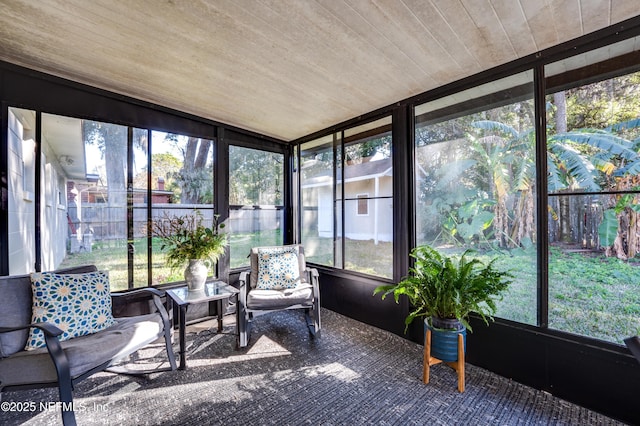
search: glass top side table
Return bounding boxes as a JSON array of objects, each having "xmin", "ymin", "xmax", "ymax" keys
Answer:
[{"xmin": 166, "ymin": 280, "xmax": 239, "ymax": 370}]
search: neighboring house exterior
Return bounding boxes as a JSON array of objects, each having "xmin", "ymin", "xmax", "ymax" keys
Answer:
[
  {"xmin": 303, "ymin": 157, "xmax": 393, "ymax": 243},
  {"xmin": 8, "ymin": 108, "xmax": 69, "ymax": 273},
  {"xmin": 7, "ymin": 107, "xmax": 178, "ymax": 274}
]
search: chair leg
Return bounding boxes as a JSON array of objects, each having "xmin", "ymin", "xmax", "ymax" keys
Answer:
[
  {"xmin": 237, "ymin": 305, "xmax": 250, "ymax": 348},
  {"xmin": 304, "ymin": 307, "xmax": 321, "ymax": 339},
  {"xmin": 43, "ymin": 334, "xmax": 77, "ymax": 426},
  {"xmin": 313, "ymin": 303, "xmax": 321, "ymax": 338},
  {"xmin": 164, "ymin": 319, "xmax": 177, "ymax": 371}
]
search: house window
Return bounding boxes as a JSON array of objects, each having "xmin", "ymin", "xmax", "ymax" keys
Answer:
[{"xmin": 356, "ymin": 194, "xmax": 369, "ymax": 216}]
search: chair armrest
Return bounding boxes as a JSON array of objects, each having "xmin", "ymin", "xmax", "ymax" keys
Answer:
[
  {"xmin": 111, "ymin": 287, "xmax": 165, "ymax": 299},
  {"xmin": 111, "ymin": 288, "xmax": 170, "ymax": 328},
  {"xmin": 239, "ymin": 271, "xmax": 250, "ymax": 306},
  {"xmin": 239, "ymin": 271, "xmax": 250, "ymax": 286},
  {"xmin": 305, "ymin": 267, "xmax": 319, "ymax": 284},
  {"xmin": 625, "ymin": 336, "xmax": 640, "ymax": 363},
  {"xmin": 0, "ymin": 322, "xmax": 64, "ymax": 337},
  {"xmin": 0, "ymin": 322, "xmax": 72, "ymax": 396},
  {"xmin": 306, "ymin": 267, "xmax": 320, "ymax": 300}
]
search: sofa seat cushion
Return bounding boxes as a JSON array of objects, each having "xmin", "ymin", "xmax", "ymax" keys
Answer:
[
  {"xmin": 246, "ymin": 284, "xmax": 314, "ymax": 310},
  {"xmin": 0, "ymin": 313, "xmax": 163, "ymax": 387}
]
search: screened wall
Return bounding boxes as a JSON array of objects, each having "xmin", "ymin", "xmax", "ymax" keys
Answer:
[
  {"xmin": 295, "ymin": 31, "xmax": 640, "ymax": 349},
  {"xmin": 1, "ymin": 68, "xmax": 290, "ymax": 291},
  {"xmin": 1, "ymin": 18, "xmax": 640, "ymax": 424}
]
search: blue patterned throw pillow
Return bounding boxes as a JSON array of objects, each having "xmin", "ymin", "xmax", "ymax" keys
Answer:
[
  {"xmin": 25, "ymin": 270, "xmax": 115, "ymax": 350},
  {"xmin": 256, "ymin": 246, "xmax": 301, "ymax": 290}
]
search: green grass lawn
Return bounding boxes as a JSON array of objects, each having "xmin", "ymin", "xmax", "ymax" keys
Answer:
[
  {"xmin": 60, "ymin": 235, "xmax": 640, "ymax": 344},
  {"xmin": 301, "ymin": 234, "xmax": 394, "ymax": 278},
  {"xmin": 436, "ymin": 246, "xmax": 640, "ymax": 344}
]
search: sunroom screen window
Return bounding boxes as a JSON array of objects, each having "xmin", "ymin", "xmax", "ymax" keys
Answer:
[
  {"xmin": 300, "ymin": 116, "xmax": 393, "ymax": 279},
  {"xmin": 300, "ymin": 135, "xmax": 335, "ymax": 267},
  {"xmin": 545, "ymin": 54, "xmax": 640, "ymax": 344},
  {"xmin": 228, "ymin": 145, "xmax": 284, "ymax": 268},
  {"xmin": 42, "ymin": 114, "xmax": 131, "ymax": 290},
  {"xmin": 150, "ymin": 131, "xmax": 215, "ymax": 284},
  {"xmin": 414, "ymin": 71, "xmax": 537, "ymax": 325}
]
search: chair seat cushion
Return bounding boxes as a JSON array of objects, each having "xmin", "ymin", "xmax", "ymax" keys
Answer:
[
  {"xmin": 0, "ymin": 313, "xmax": 163, "ymax": 387},
  {"xmin": 247, "ymin": 284, "xmax": 314, "ymax": 310}
]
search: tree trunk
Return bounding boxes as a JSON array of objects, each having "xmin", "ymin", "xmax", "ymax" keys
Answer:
[
  {"xmin": 102, "ymin": 124, "xmax": 127, "ymax": 239},
  {"xmin": 194, "ymin": 138, "xmax": 211, "ymax": 169},
  {"xmin": 553, "ymin": 92, "xmax": 573, "ymax": 243},
  {"xmin": 179, "ymin": 137, "xmax": 212, "ymax": 204}
]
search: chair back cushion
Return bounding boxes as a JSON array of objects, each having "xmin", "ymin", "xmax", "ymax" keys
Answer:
[
  {"xmin": 250, "ymin": 245, "xmax": 306, "ymax": 289},
  {"xmin": 0, "ymin": 265, "xmax": 97, "ymax": 357}
]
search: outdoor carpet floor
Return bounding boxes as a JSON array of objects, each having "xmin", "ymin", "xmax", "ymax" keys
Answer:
[{"xmin": 2, "ymin": 308, "xmax": 625, "ymax": 425}]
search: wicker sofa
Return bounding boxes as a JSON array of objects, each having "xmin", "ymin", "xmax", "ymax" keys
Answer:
[{"xmin": 0, "ymin": 265, "xmax": 176, "ymax": 426}]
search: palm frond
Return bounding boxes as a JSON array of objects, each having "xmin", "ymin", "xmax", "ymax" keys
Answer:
[
  {"xmin": 606, "ymin": 118, "xmax": 640, "ymax": 132},
  {"xmin": 472, "ymin": 120, "xmax": 519, "ymax": 138},
  {"xmin": 549, "ymin": 142, "xmax": 600, "ymax": 191},
  {"xmin": 546, "ymin": 156, "xmax": 566, "ymax": 192},
  {"xmin": 616, "ymin": 158, "xmax": 640, "ymax": 176},
  {"xmin": 550, "ymin": 131, "xmax": 636, "ymax": 160}
]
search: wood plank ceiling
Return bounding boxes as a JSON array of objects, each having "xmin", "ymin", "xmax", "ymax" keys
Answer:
[{"xmin": 0, "ymin": 0, "xmax": 638, "ymax": 141}]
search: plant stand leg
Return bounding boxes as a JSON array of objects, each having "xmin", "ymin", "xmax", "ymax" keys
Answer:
[
  {"xmin": 423, "ymin": 329, "xmax": 465, "ymax": 392},
  {"xmin": 456, "ymin": 332, "xmax": 465, "ymax": 392},
  {"xmin": 444, "ymin": 333, "xmax": 465, "ymax": 392},
  {"xmin": 423, "ymin": 328, "xmax": 431, "ymax": 383}
]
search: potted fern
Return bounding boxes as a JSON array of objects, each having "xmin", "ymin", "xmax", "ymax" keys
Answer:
[{"xmin": 374, "ymin": 245, "xmax": 512, "ymax": 361}]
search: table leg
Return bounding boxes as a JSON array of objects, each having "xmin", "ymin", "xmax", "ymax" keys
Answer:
[
  {"xmin": 217, "ymin": 299, "xmax": 223, "ymax": 332},
  {"xmin": 178, "ymin": 305, "xmax": 187, "ymax": 370}
]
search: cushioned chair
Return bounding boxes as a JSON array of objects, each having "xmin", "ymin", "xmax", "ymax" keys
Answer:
[
  {"xmin": 237, "ymin": 245, "xmax": 320, "ymax": 348},
  {"xmin": 625, "ymin": 336, "xmax": 640, "ymax": 364},
  {"xmin": 0, "ymin": 265, "xmax": 176, "ymax": 426}
]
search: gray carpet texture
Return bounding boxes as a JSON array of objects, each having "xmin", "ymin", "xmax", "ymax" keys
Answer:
[{"xmin": 2, "ymin": 308, "xmax": 625, "ymax": 426}]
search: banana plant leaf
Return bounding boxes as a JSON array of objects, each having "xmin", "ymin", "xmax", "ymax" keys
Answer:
[{"xmin": 598, "ymin": 209, "xmax": 619, "ymax": 248}]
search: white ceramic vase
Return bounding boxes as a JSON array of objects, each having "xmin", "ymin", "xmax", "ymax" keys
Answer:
[{"xmin": 184, "ymin": 259, "xmax": 208, "ymax": 291}]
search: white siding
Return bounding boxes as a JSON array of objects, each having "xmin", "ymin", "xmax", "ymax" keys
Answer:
[{"xmin": 7, "ymin": 109, "xmax": 35, "ymax": 274}]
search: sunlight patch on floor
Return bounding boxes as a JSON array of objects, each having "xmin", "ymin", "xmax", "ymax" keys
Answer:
[
  {"xmin": 184, "ymin": 334, "xmax": 292, "ymax": 368},
  {"xmin": 301, "ymin": 362, "xmax": 360, "ymax": 382}
]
